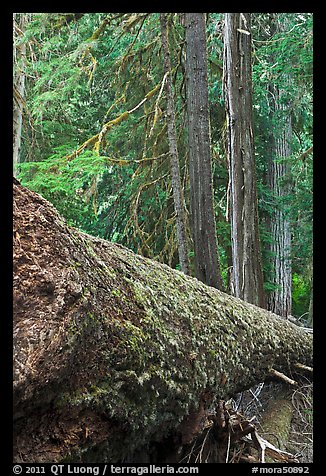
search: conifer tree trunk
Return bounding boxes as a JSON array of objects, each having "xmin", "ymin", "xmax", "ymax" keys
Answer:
[
  {"xmin": 185, "ymin": 13, "xmax": 223, "ymax": 290},
  {"xmin": 265, "ymin": 14, "xmax": 293, "ymax": 318},
  {"xmin": 13, "ymin": 13, "xmax": 27, "ymax": 177},
  {"xmin": 267, "ymin": 84, "xmax": 293, "ymax": 317},
  {"xmin": 160, "ymin": 13, "xmax": 190, "ymax": 275},
  {"xmin": 223, "ymin": 13, "xmax": 265, "ymax": 308}
]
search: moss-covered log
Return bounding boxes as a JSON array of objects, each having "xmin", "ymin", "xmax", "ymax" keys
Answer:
[{"xmin": 13, "ymin": 180, "xmax": 312, "ymax": 463}]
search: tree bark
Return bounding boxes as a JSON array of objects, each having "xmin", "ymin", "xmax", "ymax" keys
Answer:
[
  {"xmin": 184, "ymin": 13, "xmax": 223, "ymax": 290},
  {"xmin": 13, "ymin": 14, "xmax": 28, "ymax": 177},
  {"xmin": 223, "ymin": 13, "xmax": 265, "ymax": 308},
  {"xmin": 264, "ymin": 15, "xmax": 293, "ymax": 318},
  {"xmin": 267, "ymin": 84, "xmax": 293, "ymax": 317},
  {"xmin": 160, "ymin": 13, "xmax": 190, "ymax": 275},
  {"xmin": 261, "ymin": 396, "xmax": 293, "ymax": 450},
  {"xmin": 307, "ymin": 283, "xmax": 313, "ymax": 327},
  {"xmin": 13, "ymin": 181, "xmax": 312, "ymax": 463}
]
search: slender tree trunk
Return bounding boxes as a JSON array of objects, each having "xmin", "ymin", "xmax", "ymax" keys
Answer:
[
  {"xmin": 267, "ymin": 84, "xmax": 293, "ymax": 318},
  {"xmin": 13, "ymin": 13, "xmax": 27, "ymax": 177},
  {"xmin": 160, "ymin": 13, "xmax": 190, "ymax": 275},
  {"xmin": 185, "ymin": 13, "xmax": 223, "ymax": 290},
  {"xmin": 223, "ymin": 13, "xmax": 265, "ymax": 308},
  {"xmin": 307, "ymin": 284, "xmax": 313, "ymax": 327}
]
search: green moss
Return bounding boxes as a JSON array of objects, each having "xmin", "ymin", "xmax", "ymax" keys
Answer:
[
  {"xmin": 111, "ymin": 289, "xmax": 121, "ymax": 297},
  {"xmin": 260, "ymin": 397, "xmax": 294, "ymax": 462},
  {"xmin": 66, "ymin": 311, "xmax": 106, "ymax": 338},
  {"xmin": 49, "ymin": 240, "xmax": 311, "ymax": 462}
]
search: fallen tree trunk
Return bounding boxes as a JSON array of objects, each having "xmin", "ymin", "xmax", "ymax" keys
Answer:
[
  {"xmin": 260, "ymin": 392, "xmax": 294, "ymax": 462},
  {"xmin": 13, "ymin": 180, "xmax": 312, "ymax": 463}
]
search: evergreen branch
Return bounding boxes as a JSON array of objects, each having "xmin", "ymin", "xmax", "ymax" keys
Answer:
[
  {"xmin": 297, "ymin": 146, "xmax": 313, "ymax": 161},
  {"xmin": 89, "ymin": 13, "xmax": 127, "ymax": 41},
  {"xmin": 123, "ymin": 13, "xmax": 149, "ymax": 58},
  {"xmin": 149, "ymin": 72, "xmax": 168, "ymax": 137},
  {"xmin": 65, "ymin": 81, "xmax": 162, "ymax": 161},
  {"xmin": 106, "ymin": 13, "xmax": 150, "ymax": 60},
  {"xmin": 50, "ymin": 13, "xmax": 85, "ymax": 30},
  {"xmin": 101, "ymin": 153, "xmax": 168, "ymax": 165}
]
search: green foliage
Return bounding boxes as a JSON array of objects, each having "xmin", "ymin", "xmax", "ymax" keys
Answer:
[
  {"xmin": 292, "ymin": 273, "xmax": 311, "ymax": 320},
  {"xmin": 16, "ymin": 13, "xmax": 312, "ymax": 317},
  {"xmin": 19, "ymin": 148, "xmax": 107, "ymax": 230},
  {"xmin": 251, "ymin": 13, "xmax": 312, "ymax": 316}
]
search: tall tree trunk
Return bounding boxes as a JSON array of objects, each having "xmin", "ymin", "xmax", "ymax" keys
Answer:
[
  {"xmin": 223, "ymin": 13, "xmax": 265, "ymax": 308},
  {"xmin": 267, "ymin": 85, "xmax": 293, "ymax": 318},
  {"xmin": 184, "ymin": 13, "xmax": 223, "ymax": 290},
  {"xmin": 13, "ymin": 13, "xmax": 27, "ymax": 177},
  {"xmin": 264, "ymin": 15, "xmax": 293, "ymax": 318},
  {"xmin": 160, "ymin": 13, "xmax": 190, "ymax": 275},
  {"xmin": 13, "ymin": 180, "xmax": 312, "ymax": 463}
]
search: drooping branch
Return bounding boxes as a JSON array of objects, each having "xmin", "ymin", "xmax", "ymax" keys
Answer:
[
  {"xmin": 89, "ymin": 14, "xmax": 126, "ymax": 41},
  {"xmin": 297, "ymin": 145, "xmax": 313, "ymax": 162},
  {"xmin": 65, "ymin": 82, "xmax": 162, "ymax": 161},
  {"xmin": 49, "ymin": 13, "xmax": 86, "ymax": 30}
]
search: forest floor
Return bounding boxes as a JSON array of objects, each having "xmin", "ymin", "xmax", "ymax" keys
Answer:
[
  {"xmin": 231, "ymin": 380, "xmax": 313, "ymax": 463},
  {"xmin": 173, "ymin": 379, "xmax": 313, "ymax": 464}
]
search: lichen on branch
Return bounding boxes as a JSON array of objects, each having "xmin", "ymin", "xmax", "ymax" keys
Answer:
[{"xmin": 65, "ymin": 83, "xmax": 162, "ymax": 162}]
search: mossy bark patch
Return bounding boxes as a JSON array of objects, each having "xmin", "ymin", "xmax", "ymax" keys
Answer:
[{"xmin": 261, "ymin": 399, "xmax": 293, "ymax": 449}]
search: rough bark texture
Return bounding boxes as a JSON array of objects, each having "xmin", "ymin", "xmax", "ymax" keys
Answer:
[
  {"xmin": 267, "ymin": 84, "xmax": 293, "ymax": 317},
  {"xmin": 160, "ymin": 13, "xmax": 190, "ymax": 275},
  {"xmin": 223, "ymin": 13, "xmax": 265, "ymax": 308},
  {"xmin": 13, "ymin": 180, "xmax": 312, "ymax": 463},
  {"xmin": 261, "ymin": 397, "xmax": 293, "ymax": 450},
  {"xmin": 265, "ymin": 15, "xmax": 293, "ymax": 318},
  {"xmin": 260, "ymin": 389, "xmax": 294, "ymax": 463},
  {"xmin": 185, "ymin": 13, "xmax": 223, "ymax": 290},
  {"xmin": 13, "ymin": 14, "xmax": 27, "ymax": 177},
  {"xmin": 308, "ymin": 285, "xmax": 313, "ymax": 327}
]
